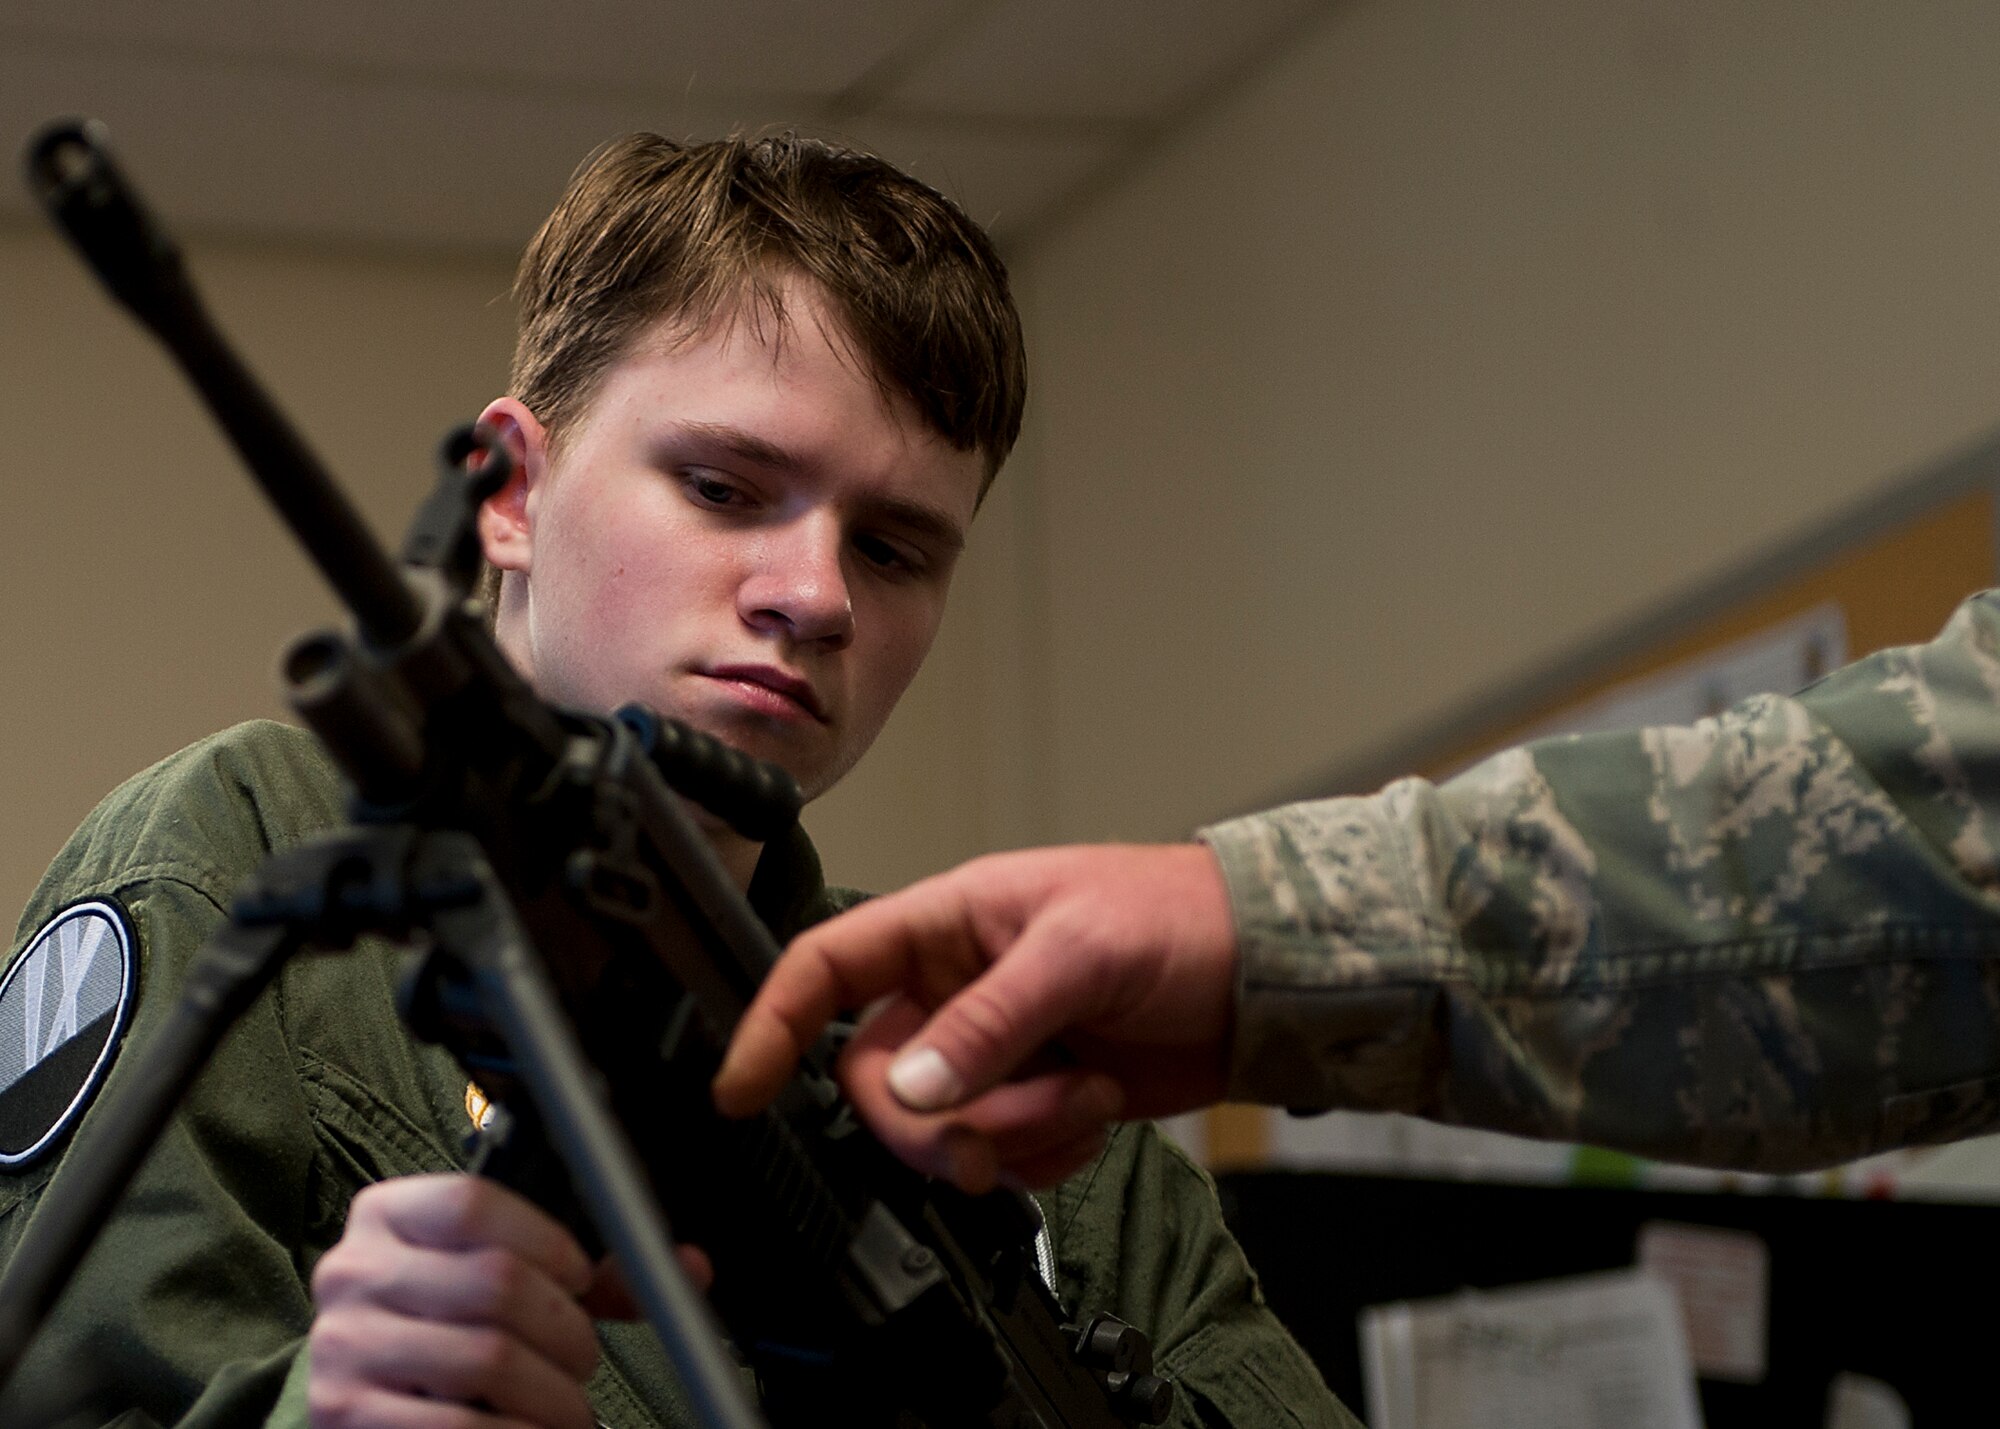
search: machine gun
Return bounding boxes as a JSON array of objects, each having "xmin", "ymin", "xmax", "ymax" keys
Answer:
[{"xmin": 0, "ymin": 119, "xmax": 1172, "ymax": 1429}]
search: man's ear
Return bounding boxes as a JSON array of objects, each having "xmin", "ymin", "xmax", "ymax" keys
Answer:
[{"xmin": 476, "ymin": 397, "xmax": 549, "ymax": 574}]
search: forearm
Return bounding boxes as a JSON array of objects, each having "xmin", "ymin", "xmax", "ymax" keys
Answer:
[{"xmin": 1207, "ymin": 590, "xmax": 2000, "ymax": 1170}]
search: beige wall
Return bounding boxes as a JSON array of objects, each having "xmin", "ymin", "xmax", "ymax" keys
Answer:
[
  {"xmin": 12, "ymin": 0, "xmax": 2000, "ymax": 918},
  {"xmin": 1009, "ymin": 0, "xmax": 2000, "ymax": 845},
  {"xmin": 0, "ymin": 225, "xmax": 514, "ymax": 923}
]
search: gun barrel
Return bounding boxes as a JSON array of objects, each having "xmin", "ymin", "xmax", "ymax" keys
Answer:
[{"xmin": 23, "ymin": 119, "xmax": 423, "ymax": 648}]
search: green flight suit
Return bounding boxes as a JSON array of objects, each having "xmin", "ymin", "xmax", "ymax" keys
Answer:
[{"xmin": 3, "ymin": 721, "xmax": 1349, "ymax": 1428}]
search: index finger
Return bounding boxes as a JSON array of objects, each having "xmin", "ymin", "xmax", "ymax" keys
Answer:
[{"xmin": 713, "ymin": 875, "xmax": 983, "ymax": 1116}]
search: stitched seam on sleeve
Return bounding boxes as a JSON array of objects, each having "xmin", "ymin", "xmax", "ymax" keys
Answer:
[
  {"xmin": 1242, "ymin": 922, "xmax": 2000, "ymax": 998},
  {"xmin": 295, "ymin": 1048, "xmax": 459, "ymax": 1178},
  {"xmin": 1159, "ymin": 1320, "xmax": 1311, "ymax": 1429}
]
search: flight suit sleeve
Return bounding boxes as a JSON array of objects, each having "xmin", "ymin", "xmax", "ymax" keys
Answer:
[
  {"xmin": 1040, "ymin": 1123, "xmax": 1360, "ymax": 1428},
  {"xmin": 0, "ymin": 869, "xmax": 320, "ymax": 1428},
  {"xmin": 1205, "ymin": 589, "xmax": 2000, "ymax": 1170},
  {"xmin": 0, "ymin": 725, "xmax": 394, "ymax": 1429}
]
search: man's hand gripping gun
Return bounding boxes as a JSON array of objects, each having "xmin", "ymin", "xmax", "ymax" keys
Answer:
[{"xmin": 0, "ymin": 120, "xmax": 1173, "ymax": 1429}]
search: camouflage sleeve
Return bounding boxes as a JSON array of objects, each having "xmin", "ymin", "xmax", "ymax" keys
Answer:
[{"xmin": 1201, "ymin": 589, "xmax": 2000, "ymax": 1171}]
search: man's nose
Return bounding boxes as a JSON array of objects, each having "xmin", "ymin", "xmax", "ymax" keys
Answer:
[{"xmin": 739, "ymin": 519, "xmax": 855, "ymax": 647}]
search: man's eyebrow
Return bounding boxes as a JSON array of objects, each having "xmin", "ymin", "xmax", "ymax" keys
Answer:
[
  {"xmin": 676, "ymin": 420, "xmax": 800, "ymax": 471},
  {"xmin": 675, "ymin": 420, "xmax": 967, "ymax": 554},
  {"xmin": 862, "ymin": 495, "xmax": 967, "ymax": 556}
]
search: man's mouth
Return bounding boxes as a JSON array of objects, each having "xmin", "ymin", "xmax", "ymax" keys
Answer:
[{"xmin": 701, "ymin": 664, "xmax": 828, "ymax": 722}]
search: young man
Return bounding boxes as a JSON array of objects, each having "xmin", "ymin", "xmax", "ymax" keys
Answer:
[{"xmin": 0, "ymin": 134, "xmax": 1351, "ymax": 1428}]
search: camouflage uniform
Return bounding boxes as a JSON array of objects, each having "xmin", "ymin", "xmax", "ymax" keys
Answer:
[
  {"xmin": 3, "ymin": 721, "xmax": 1348, "ymax": 1428},
  {"xmin": 1204, "ymin": 589, "xmax": 2000, "ymax": 1171}
]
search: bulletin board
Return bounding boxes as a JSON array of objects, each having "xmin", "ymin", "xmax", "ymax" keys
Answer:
[{"xmin": 1194, "ymin": 430, "xmax": 2000, "ymax": 1175}]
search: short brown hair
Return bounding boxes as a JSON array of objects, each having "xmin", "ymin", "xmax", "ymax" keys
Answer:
[{"xmin": 511, "ymin": 131, "xmax": 1025, "ymax": 478}]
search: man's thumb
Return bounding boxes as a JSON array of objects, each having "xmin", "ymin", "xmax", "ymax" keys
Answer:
[{"xmin": 878, "ymin": 941, "xmax": 1081, "ymax": 1112}]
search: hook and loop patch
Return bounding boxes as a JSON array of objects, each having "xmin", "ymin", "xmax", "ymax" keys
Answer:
[{"xmin": 0, "ymin": 899, "xmax": 138, "ymax": 1169}]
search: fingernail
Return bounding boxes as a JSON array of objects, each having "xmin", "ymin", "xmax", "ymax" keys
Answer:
[{"xmin": 888, "ymin": 1046, "xmax": 963, "ymax": 1111}]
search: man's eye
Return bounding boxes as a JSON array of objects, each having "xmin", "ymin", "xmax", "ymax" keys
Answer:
[
  {"xmin": 684, "ymin": 473, "xmax": 744, "ymax": 508},
  {"xmin": 856, "ymin": 533, "xmax": 922, "ymax": 577}
]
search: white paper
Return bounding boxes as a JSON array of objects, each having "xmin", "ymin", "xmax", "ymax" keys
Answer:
[
  {"xmin": 1360, "ymin": 1270, "xmax": 1703, "ymax": 1429},
  {"xmin": 1636, "ymin": 1221, "xmax": 1768, "ymax": 1383}
]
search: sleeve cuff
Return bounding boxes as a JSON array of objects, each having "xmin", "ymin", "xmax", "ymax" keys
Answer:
[{"xmin": 1199, "ymin": 796, "xmax": 1442, "ymax": 1115}]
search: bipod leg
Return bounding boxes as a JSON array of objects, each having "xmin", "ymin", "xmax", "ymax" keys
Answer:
[{"xmin": 413, "ymin": 833, "xmax": 766, "ymax": 1429}]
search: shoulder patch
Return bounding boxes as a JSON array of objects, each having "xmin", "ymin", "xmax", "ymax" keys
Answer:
[{"xmin": 0, "ymin": 899, "xmax": 138, "ymax": 1169}]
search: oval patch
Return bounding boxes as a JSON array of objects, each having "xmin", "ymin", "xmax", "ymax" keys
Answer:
[{"xmin": 0, "ymin": 899, "xmax": 137, "ymax": 1169}]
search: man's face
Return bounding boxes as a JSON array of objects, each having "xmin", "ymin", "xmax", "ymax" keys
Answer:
[{"xmin": 480, "ymin": 279, "xmax": 986, "ymax": 802}]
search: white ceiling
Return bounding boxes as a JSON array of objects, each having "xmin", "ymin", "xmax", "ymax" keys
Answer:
[{"xmin": 0, "ymin": 0, "xmax": 1334, "ymax": 255}]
